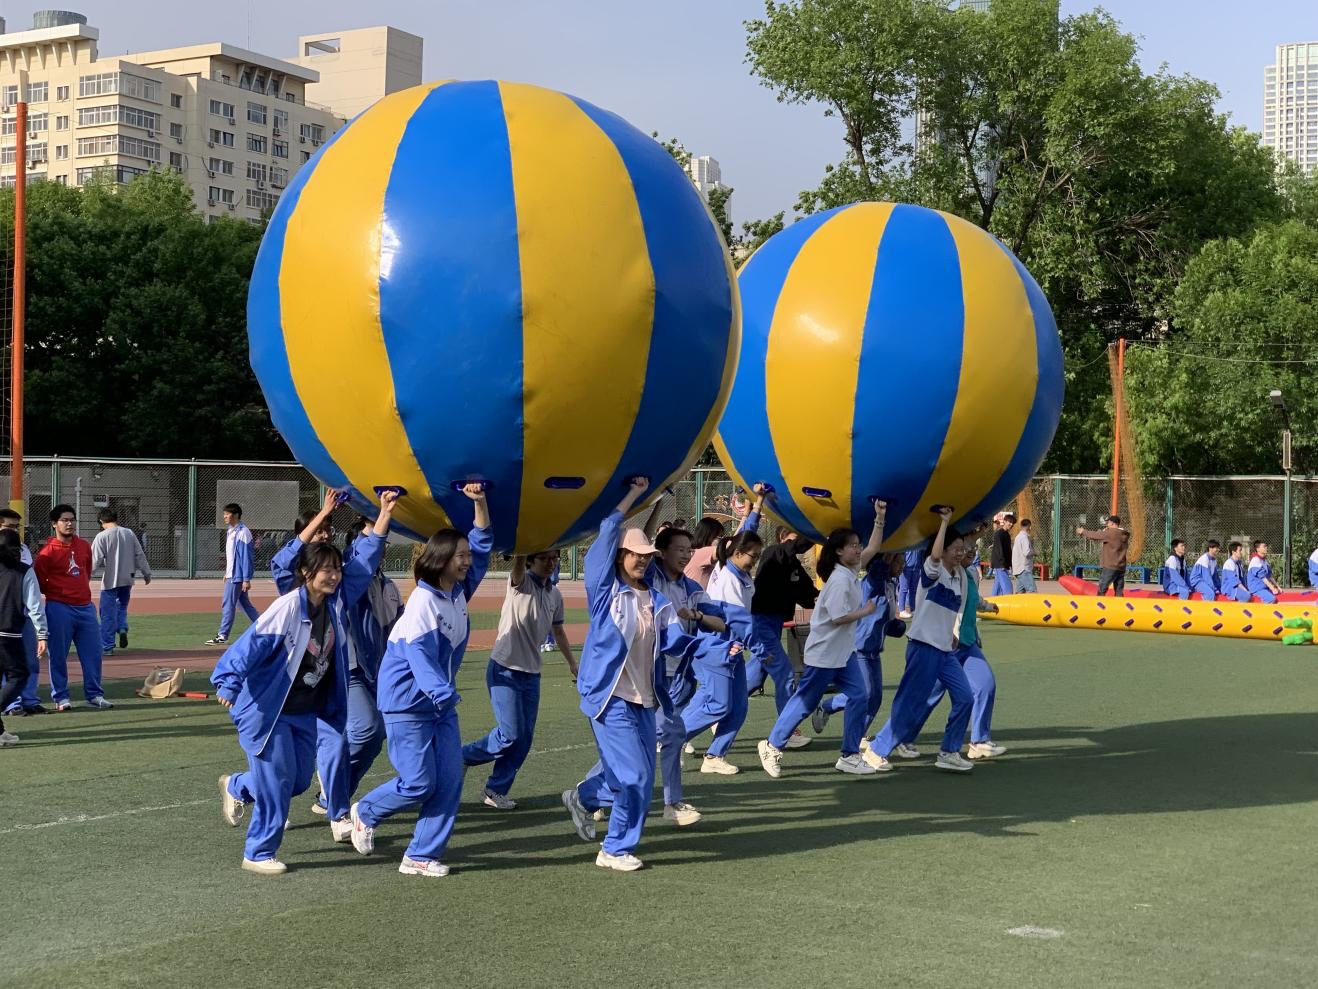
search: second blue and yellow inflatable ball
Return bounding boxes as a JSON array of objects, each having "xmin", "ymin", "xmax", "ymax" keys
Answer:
[
  {"xmin": 714, "ymin": 201, "xmax": 1064, "ymax": 549},
  {"xmin": 248, "ymin": 80, "xmax": 739, "ymax": 552}
]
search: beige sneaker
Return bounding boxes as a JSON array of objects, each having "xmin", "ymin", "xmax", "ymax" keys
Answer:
[
  {"xmin": 218, "ymin": 774, "xmax": 245, "ymax": 826},
  {"xmin": 893, "ymin": 743, "xmax": 922, "ymax": 760},
  {"xmin": 757, "ymin": 739, "xmax": 783, "ymax": 778},
  {"xmin": 862, "ymin": 747, "xmax": 892, "ymax": 772},
  {"xmin": 835, "ymin": 753, "xmax": 878, "ymax": 776},
  {"xmin": 330, "ymin": 816, "xmax": 353, "ymax": 843},
  {"xmin": 784, "ymin": 730, "xmax": 812, "ymax": 749},
  {"xmin": 700, "ymin": 755, "xmax": 740, "ymax": 775},
  {"xmin": 596, "ymin": 849, "xmax": 644, "ymax": 872},
  {"xmin": 968, "ymin": 741, "xmax": 1007, "ymax": 760},
  {"xmin": 241, "ymin": 857, "xmax": 287, "ymax": 875},
  {"xmin": 935, "ymin": 750, "xmax": 974, "ymax": 772},
  {"xmin": 399, "ymin": 856, "xmax": 450, "ymax": 878},
  {"xmin": 0, "ymin": 730, "xmax": 19, "ymax": 747},
  {"xmin": 663, "ymin": 802, "xmax": 702, "ymax": 826}
]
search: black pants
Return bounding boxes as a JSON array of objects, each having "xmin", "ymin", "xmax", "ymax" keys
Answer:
[
  {"xmin": 1097, "ymin": 567, "xmax": 1125, "ymax": 597},
  {"xmin": 0, "ymin": 634, "xmax": 29, "ymax": 733}
]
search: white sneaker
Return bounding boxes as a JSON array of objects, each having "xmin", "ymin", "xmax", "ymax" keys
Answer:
[
  {"xmin": 539, "ymin": 642, "xmax": 555, "ymax": 653},
  {"xmin": 700, "ymin": 755, "xmax": 740, "ymax": 775},
  {"xmin": 835, "ymin": 753, "xmax": 878, "ymax": 776},
  {"xmin": 85, "ymin": 696, "xmax": 113, "ymax": 710},
  {"xmin": 562, "ymin": 787, "xmax": 596, "ymax": 842},
  {"xmin": 683, "ymin": 742, "xmax": 695, "ymax": 756},
  {"xmin": 810, "ymin": 705, "xmax": 831, "ymax": 734},
  {"xmin": 757, "ymin": 739, "xmax": 783, "ymax": 778},
  {"xmin": 595, "ymin": 849, "xmax": 644, "ymax": 872},
  {"xmin": 894, "ymin": 743, "xmax": 922, "ymax": 760},
  {"xmin": 482, "ymin": 788, "xmax": 517, "ymax": 810},
  {"xmin": 968, "ymin": 741, "xmax": 1007, "ymax": 760},
  {"xmin": 663, "ymin": 802, "xmax": 702, "ymax": 826},
  {"xmin": 898, "ymin": 610, "xmax": 913, "ymax": 620},
  {"xmin": 0, "ymin": 730, "xmax": 19, "ymax": 747},
  {"xmin": 859, "ymin": 736, "xmax": 870, "ymax": 752},
  {"xmin": 785, "ymin": 730, "xmax": 811, "ymax": 749},
  {"xmin": 349, "ymin": 801, "xmax": 375, "ymax": 854},
  {"xmin": 218, "ymin": 775, "xmax": 244, "ymax": 826},
  {"xmin": 399, "ymin": 856, "xmax": 450, "ymax": 878},
  {"xmin": 330, "ymin": 816, "xmax": 353, "ymax": 843},
  {"xmin": 310, "ymin": 796, "xmax": 328, "ymax": 816},
  {"xmin": 935, "ymin": 750, "xmax": 974, "ymax": 772},
  {"xmin": 862, "ymin": 747, "xmax": 892, "ymax": 772},
  {"xmin": 241, "ymin": 857, "xmax": 287, "ymax": 875}
]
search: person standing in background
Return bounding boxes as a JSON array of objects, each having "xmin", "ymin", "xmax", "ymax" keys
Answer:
[
  {"xmin": 1076, "ymin": 516, "xmax": 1130, "ymax": 597},
  {"xmin": 1012, "ymin": 519, "xmax": 1036, "ymax": 593},
  {"xmin": 207, "ymin": 503, "xmax": 258, "ymax": 646},
  {"xmin": 91, "ymin": 509, "xmax": 152, "ymax": 655},
  {"xmin": 0, "ymin": 508, "xmax": 44, "ymax": 716},
  {"xmin": 989, "ymin": 512, "xmax": 1015, "ymax": 597},
  {"xmin": 34, "ymin": 505, "xmax": 111, "ymax": 711}
]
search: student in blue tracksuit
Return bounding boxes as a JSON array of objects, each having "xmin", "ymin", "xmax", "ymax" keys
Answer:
[
  {"xmin": 1189, "ymin": 541, "xmax": 1221, "ymax": 601},
  {"xmin": 864, "ymin": 507, "xmax": 976, "ymax": 773},
  {"xmin": 1247, "ymin": 541, "xmax": 1281, "ymax": 603},
  {"xmin": 898, "ymin": 548, "xmax": 923, "ymax": 617},
  {"xmin": 211, "ymin": 497, "xmax": 391, "ymax": 875},
  {"xmin": 1219, "ymin": 542, "xmax": 1250, "ymax": 602},
  {"xmin": 270, "ymin": 491, "xmax": 337, "ymax": 594},
  {"xmin": 1161, "ymin": 540, "xmax": 1190, "ymax": 599},
  {"xmin": 561, "ymin": 478, "xmax": 743, "ymax": 872},
  {"xmin": 1309, "ymin": 546, "xmax": 1318, "ymax": 593},
  {"xmin": 207, "ymin": 503, "xmax": 259, "ymax": 645},
  {"xmin": 757, "ymin": 527, "xmax": 880, "ymax": 778},
  {"xmin": 680, "ymin": 522, "xmax": 764, "ymax": 775},
  {"xmin": 347, "ymin": 484, "xmax": 491, "ymax": 879}
]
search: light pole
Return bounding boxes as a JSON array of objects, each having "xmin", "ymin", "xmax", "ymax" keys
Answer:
[{"xmin": 1269, "ymin": 390, "xmax": 1293, "ymax": 587}]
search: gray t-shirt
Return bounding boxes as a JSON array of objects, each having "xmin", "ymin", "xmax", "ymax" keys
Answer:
[
  {"xmin": 91, "ymin": 526, "xmax": 152, "ymax": 590},
  {"xmin": 491, "ymin": 572, "xmax": 565, "ymax": 675}
]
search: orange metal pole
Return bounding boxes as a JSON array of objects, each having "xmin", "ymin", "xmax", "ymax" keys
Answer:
[{"xmin": 10, "ymin": 101, "xmax": 25, "ymax": 522}]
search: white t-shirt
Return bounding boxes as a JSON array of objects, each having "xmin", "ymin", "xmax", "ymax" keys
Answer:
[
  {"xmin": 491, "ymin": 572, "xmax": 565, "ymax": 675},
  {"xmin": 908, "ymin": 556, "xmax": 964, "ymax": 652},
  {"xmin": 803, "ymin": 565, "xmax": 863, "ymax": 669}
]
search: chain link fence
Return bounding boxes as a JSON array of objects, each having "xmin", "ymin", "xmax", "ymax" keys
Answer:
[{"xmin": 2, "ymin": 458, "xmax": 1315, "ymax": 587}]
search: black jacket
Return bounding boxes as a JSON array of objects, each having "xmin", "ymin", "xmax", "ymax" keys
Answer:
[
  {"xmin": 751, "ymin": 537, "xmax": 818, "ymax": 619},
  {"xmin": 991, "ymin": 528, "xmax": 1012, "ymax": 570}
]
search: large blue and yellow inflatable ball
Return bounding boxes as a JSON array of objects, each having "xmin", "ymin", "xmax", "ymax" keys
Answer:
[
  {"xmin": 714, "ymin": 201, "xmax": 1063, "ymax": 549},
  {"xmin": 247, "ymin": 80, "xmax": 739, "ymax": 552}
]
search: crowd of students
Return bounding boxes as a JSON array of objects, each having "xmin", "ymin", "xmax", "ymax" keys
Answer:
[
  {"xmin": 1160, "ymin": 539, "xmax": 1285, "ymax": 602},
  {"xmin": 206, "ymin": 478, "xmax": 1007, "ymax": 877}
]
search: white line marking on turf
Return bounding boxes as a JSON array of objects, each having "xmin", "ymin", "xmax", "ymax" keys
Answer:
[
  {"xmin": 1007, "ymin": 926, "xmax": 1063, "ymax": 940},
  {"xmin": 0, "ymin": 798, "xmax": 210, "ymax": 835}
]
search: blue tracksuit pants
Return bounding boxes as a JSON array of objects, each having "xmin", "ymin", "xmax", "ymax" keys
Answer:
[
  {"xmin": 871, "ymin": 639, "xmax": 973, "ymax": 757},
  {"xmin": 358, "ymin": 710, "xmax": 462, "ymax": 863},
  {"xmin": 226, "ymin": 710, "xmax": 318, "ymax": 861},
  {"xmin": 898, "ymin": 567, "xmax": 919, "ymax": 612},
  {"xmin": 745, "ymin": 615, "xmax": 796, "ymax": 713},
  {"xmin": 824, "ymin": 649, "xmax": 884, "ymax": 735},
  {"xmin": 218, "ymin": 578, "xmax": 259, "ymax": 638},
  {"xmin": 1, "ymin": 621, "xmax": 38, "ymax": 713},
  {"xmin": 769, "ymin": 658, "xmax": 869, "ymax": 755},
  {"xmin": 46, "ymin": 601, "xmax": 104, "ymax": 704},
  {"xmin": 577, "ymin": 696, "xmax": 657, "ymax": 857},
  {"xmin": 313, "ymin": 672, "xmax": 385, "ymax": 816},
  {"xmin": 656, "ymin": 667, "xmax": 695, "ymax": 805},
  {"xmin": 925, "ymin": 643, "xmax": 996, "ymax": 744},
  {"xmin": 98, "ymin": 586, "xmax": 131, "ymax": 651},
  {"xmin": 683, "ymin": 658, "xmax": 748, "ymax": 758},
  {"xmin": 991, "ymin": 568, "xmax": 1013, "ymax": 597},
  {"xmin": 462, "ymin": 660, "xmax": 542, "ymax": 797}
]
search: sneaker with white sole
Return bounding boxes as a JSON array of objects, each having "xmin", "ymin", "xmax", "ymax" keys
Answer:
[
  {"xmin": 205, "ymin": 635, "xmax": 228, "ymax": 646},
  {"xmin": 785, "ymin": 730, "xmax": 812, "ymax": 749},
  {"xmin": 898, "ymin": 611, "xmax": 913, "ymax": 620},
  {"xmin": 0, "ymin": 730, "xmax": 19, "ymax": 746},
  {"xmin": 218, "ymin": 774, "xmax": 244, "ymax": 826},
  {"xmin": 85, "ymin": 696, "xmax": 113, "ymax": 710},
  {"xmin": 663, "ymin": 802, "xmax": 702, "ymax": 827},
  {"xmin": 810, "ymin": 705, "xmax": 831, "ymax": 734},
  {"xmin": 482, "ymin": 788, "xmax": 517, "ymax": 810},
  {"xmin": 595, "ymin": 849, "xmax": 644, "ymax": 872},
  {"xmin": 935, "ymin": 750, "xmax": 974, "ymax": 772},
  {"xmin": 310, "ymin": 796, "xmax": 328, "ymax": 816},
  {"xmin": 835, "ymin": 753, "xmax": 878, "ymax": 776},
  {"xmin": 562, "ymin": 787, "xmax": 596, "ymax": 842},
  {"xmin": 862, "ymin": 747, "xmax": 892, "ymax": 772},
  {"xmin": 241, "ymin": 857, "xmax": 287, "ymax": 875},
  {"xmin": 349, "ymin": 801, "xmax": 375, "ymax": 854},
  {"xmin": 591, "ymin": 808, "xmax": 609, "ymax": 822},
  {"xmin": 330, "ymin": 816, "xmax": 353, "ymax": 843},
  {"xmin": 968, "ymin": 741, "xmax": 1007, "ymax": 760},
  {"xmin": 683, "ymin": 742, "xmax": 695, "ymax": 756},
  {"xmin": 53, "ymin": 701, "xmax": 72, "ymax": 712},
  {"xmin": 757, "ymin": 739, "xmax": 783, "ymax": 778},
  {"xmin": 700, "ymin": 755, "xmax": 740, "ymax": 775},
  {"xmin": 399, "ymin": 856, "xmax": 450, "ymax": 878},
  {"xmin": 894, "ymin": 742, "xmax": 922, "ymax": 760},
  {"xmin": 859, "ymin": 736, "xmax": 870, "ymax": 752}
]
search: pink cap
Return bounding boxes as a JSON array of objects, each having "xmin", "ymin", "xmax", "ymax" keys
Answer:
[{"xmin": 620, "ymin": 527, "xmax": 658, "ymax": 555}]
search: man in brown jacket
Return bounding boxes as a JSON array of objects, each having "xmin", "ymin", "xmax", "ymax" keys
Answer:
[{"xmin": 1076, "ymin": 516, "xmax": 1131, "ymax": 597}]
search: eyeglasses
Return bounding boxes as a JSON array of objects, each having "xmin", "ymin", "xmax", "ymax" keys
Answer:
[{"xmin": 56, "ymin": 517, "xmax": 76, "ymax": 524}]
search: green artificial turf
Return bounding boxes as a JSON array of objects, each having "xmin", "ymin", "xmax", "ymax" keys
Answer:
[{"xmin": 7, "ymin": 622, "xmax": 1317, "ymax": 988}]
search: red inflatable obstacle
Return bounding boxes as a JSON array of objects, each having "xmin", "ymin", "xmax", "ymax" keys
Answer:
[{"xmin": 1058, "ymin": 574, "xmax": 1316, "ymax": 603}]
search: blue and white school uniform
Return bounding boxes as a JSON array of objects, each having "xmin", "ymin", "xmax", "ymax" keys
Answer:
[
  {"xmin": 766, "ymin": 564, "xmax": 870, "ymax": 756},
  {"xmin": 682, "ymin": 558, "xmax": 754, "ymax": 758},
  {"xmin": 1308, "ymin": 548, "xmax": 1318, "ymax": 592},
  {"xmin": 924, "ymin": 574, "xmax": 996, "ymax": 745},
  {"xmin": 1247, "ymin": 556, "xmax": 1276, "ymax": 603},
  {"xmin": 822, "ymin": 557, "xmax": 896, "ymax": 733},
  {"xmin": 218, "ymin": 522, "xmax": 259, "ymax": 638},
  {"xmin": 1189, "ymin": 553, "xmax": 1220, "ymax": 601},
  {"xmin": 354, "ymin": 525, "xmax": 493, "ymax": 865},
  {"xmin": 1219, "ymin": 557, "xmax": 1250, "ymax": 602},
  {"xmin": 898, "ymin": 549, "xmax": 923, "ymax": 613},
  {"xmin": 869, "ymin": 556, "xmax": 973, "ymax": 758},
  {"xmin": 572, "ymin": 512, "xmax": 733, "ymax": 857},
  {"xmin": 1161, "ymin": 554, "xmax": 1190, "ymax": 599}
]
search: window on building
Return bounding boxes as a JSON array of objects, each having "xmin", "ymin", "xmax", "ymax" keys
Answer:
[
  {"xmin": 77, "ymin": 135, "xmax": 117, "ymax": 156},
  {"xmin": 169, "ymin": 121, "xmax": 184, "ymax": 139},
  {"xmin": 2, "ymin": 85, "xmax": 18, "ymax": 107},
  {"xmin": 77, "ymin": 105, "xmax": 119, "ymax": 127},
  {"xmin": 169, "ymin": 150, "xmax": 183, "ymax": 172},
  {"xmin": 171, "ymin": 93, "xmax": 183, "ymax": 109},
  {"xmin": 56, "ymin": 145, "xmax": 69, "ymax": 160},
  {"xmin": 56, "ymin": 85, "xmax": 69, "ymax": 101},
  {"xmin": 121, "ymin": 106, "xmax": 160, "ymax": 131},
  {"xmin": 247, "ymin": 160, "xmax": 267, "ymax": 182},
  {"xmin": 209, "ymin": 129, "xmax": 235, "ymax": 148},
  {"xmin": 118, "ymin": 136, "xmax": 161, "ymax": 161},
  {"xmin": 272, "ymin": 140, "xmax": 288, "ymax": 159},
  {"xmin": 209, "ymin": 99, "xmax": 235, "ymax": 119},
  {"xmin": 247, "ymin": 101, "xmax": 267, "ymax": 125},
  {"xmin": 299, "ymin": 122, "xmax": 325, "ymax": 142},
  {"xmin": 302, "ymin": 150, "xmax": 311, "ymax": 162},
  {"xmin": 207, "ymin": 157, "xmax": 235, "ymax": 175},
  {"xmin": 0, "ymin": 147, "xmax": 14, "ymax": 165},
  {"xmin": 79, "ymin": 72, "xmax": 119, "ymax": 97},
  {"xmin": 273, "ymin": 108, "xmax": 288, "ymax": 133},
  {"xmin": 28, "ymin": 112, "xmax": 48, "ymax": 132},
  {"xmin": 119, "ymin": 74, "xmax": 161, "ymax": 103},
  {"xmin": 247, "ymin": 188, "xmax": 278, "ymax": 211},
  {"xmin": 27, "ymin": 82, "xmax": 48, "ymax": 103},
  {"xmin": 1, "ymin": 118, "xmax": 14, "ymax": 136},
  {"xmin": 75, "ymin": 164, "xmax": 147, "ymax": 186},
  {"xmin": 56, "ymin": 174, "xmax": 67, "ymax": 185},
  {"xmin": 247, "ymin": 133, "xmax": 267, "ymax": 154},
  {"xmin": 27, "ymin": 142, "xmax": 48, "ymax": 164},
  {"xmin": 55, "ymin": 115, "xmax": 69, "ymax": 131},
  {"xmin": 207, "ymin": 186, "xmax": 236, "ymax": 206},
  {"xmin": 270, "ymin": 165, "xmax": 288, "ymax": 188}
]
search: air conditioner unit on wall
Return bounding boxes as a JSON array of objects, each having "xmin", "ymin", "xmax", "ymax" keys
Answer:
[
  {"xmin": 299, "ymin": 135, "xmax": 306, "ymax": 143},
  {"xmin": 175, "ymin": 137, "xmax": 182, "ymax": 144},
  {"xmin": 228, "ymin": 203, "xmax": 235, "ymax": 211}
]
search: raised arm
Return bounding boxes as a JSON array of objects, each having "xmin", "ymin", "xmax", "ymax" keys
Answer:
[
  {"xmin": 459, "ymin": 483, "xmax": 493, "ymax": 600},
  {"xmin": 509, "ymin": 555, "xmax": 528, "ymax": 587},
  {"xmin": 859, "ymin": 499, "xmax": 887, "ymax": 569},
  {"xmin": 371, "ymin": 488, "xmax": 399, "ymax": 538},
  {"xmin": 930, "ymin": 505, "xmax": 954, "ymax": 561},
  {"xmin": 737, "ymin": 483, "xmax": 767, "ymax": 534},
  {"xmin": 584, "ymin": 478, "xmax": 649, "ymax": 608},
  {"xmin": 641, "ymin": 488, "xmax": 670, "ymax": 540},
  {"xmin": 300, "ymin": 488, "xmax": 339, "ymax": 544}
]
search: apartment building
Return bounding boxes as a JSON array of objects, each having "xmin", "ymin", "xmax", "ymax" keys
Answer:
[{"xmin": 1264, "ymin": 42, "xmax": 1318, "ymax": 175}]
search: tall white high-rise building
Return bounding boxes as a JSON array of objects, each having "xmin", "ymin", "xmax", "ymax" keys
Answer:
[
  {"xmin": 1263, "ymin": 42, "xmax": 1318, "ymax": 175},
  {"xmin": 686, "ymin": 153, "xmax": 730, "ymax": 219}
]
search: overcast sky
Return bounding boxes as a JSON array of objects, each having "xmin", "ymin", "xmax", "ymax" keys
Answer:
[{"xmin": 16, "ymin": 1, "xmax": 1316, "ymax": 223}]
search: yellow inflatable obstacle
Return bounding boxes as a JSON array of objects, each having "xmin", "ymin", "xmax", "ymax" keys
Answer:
[{"xmin": 985, "ymin": 594, "xmax": 1318, "ymax": 643}]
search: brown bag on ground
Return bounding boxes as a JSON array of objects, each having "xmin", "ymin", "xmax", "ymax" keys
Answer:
[{"xmin": 136, "ymin": 667, "xmax": 186, "ymax": 699}]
